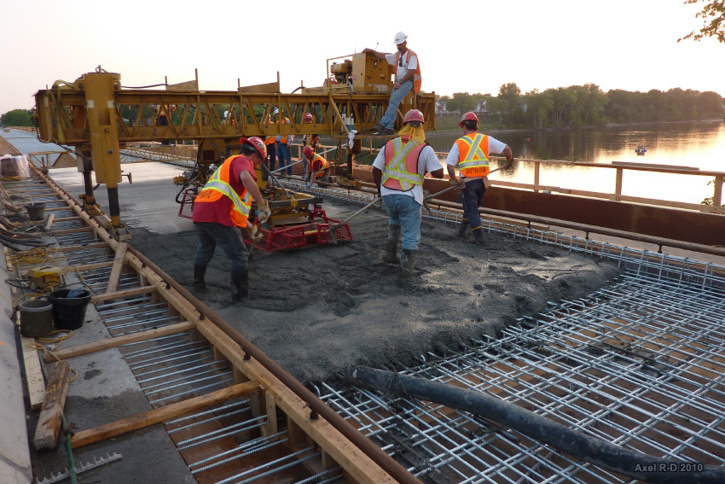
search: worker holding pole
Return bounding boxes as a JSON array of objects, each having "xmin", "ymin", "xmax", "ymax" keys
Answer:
[
  {"xmin": 192, "ymin": 137, "xmax": 271, "ymax": 302},
  {"xmin": 446, "ymin": 112, "xmax": 514, "ymax": 245},
  {"xmin": 373, "ymin": 109, "xmax": 444, "ymax": 273}
]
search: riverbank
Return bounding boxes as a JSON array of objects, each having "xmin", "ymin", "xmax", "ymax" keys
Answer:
[{"xmin": 430, "ymin": 116, "xmax": 724, "ymax": 135}]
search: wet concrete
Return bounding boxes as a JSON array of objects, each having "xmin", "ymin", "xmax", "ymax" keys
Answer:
[{"xmin": 132, "ymin": 198, "xmax": 622, "ymax": 384}]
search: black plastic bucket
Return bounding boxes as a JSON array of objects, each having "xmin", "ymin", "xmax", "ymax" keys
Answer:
[
  {"xmin": 25, "ymin": 202, "xmax": 46, "ymax": 221},
  {"xmin": 49, "ymin": 289, "xmax": 92, "ymax": 330},
  {"xmin": 19, "ymin": 298, "xmax": 53, "ymax": 337}
]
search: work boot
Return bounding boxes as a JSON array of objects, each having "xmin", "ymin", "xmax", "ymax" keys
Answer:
[
  {"xmin": 400, "ymin": 249, "xmax": 417, "ymax": 273},
  {"xmin": 383, "ymin": 225, "xmax": 401, "ymax": 264},
  {"xmin": 231, "ymin": 268, "xmax": 249, "ymax": 303},
  {"xmin": 456, "ymin": 219, "xmax": 469, "ymax": 239},
  {"xmin": 471, "ymin": 227, "xmax": 485, "ymax": 246},
  {"xmin": 193, "ymin": 264, "xmax": 207, "ymax": 293}
]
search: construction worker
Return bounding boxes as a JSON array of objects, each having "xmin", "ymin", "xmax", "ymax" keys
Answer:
[
  {"xmin": 301, "ymin": 113, "xmax": 320, "ymax": 179},
  {"xmin": 263, "ymin": 110, "xmax": 278, "ymax": 179},
  {"xmin": 372, "ymin": 109, "xmax": 444, "ymax": 272},
  {"xmin": 192, "ymin": 137, "xmax": 271, "ymax": 302},
  {"xmin": 364, "ymin": 32, "xmax": 421, "ymax": 135},
  {"xmin": 275, "ymin": 108, "xmax": 294, "ymax": 176},
  {"xmin": 151, "ymin": 104, "xmax": 176, "ymax": 145},
  {"xmin": 304, "ymin": 146, "xmax": 330, "ymax": 187},
  {"xmin": 446, "ymin": 112, "xmax": 514, "ymax": 245}
]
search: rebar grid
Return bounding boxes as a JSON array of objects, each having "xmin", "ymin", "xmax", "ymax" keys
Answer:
[{"xmin": 318, "ymin": 266, "xmax": 725, "ymax": 483}]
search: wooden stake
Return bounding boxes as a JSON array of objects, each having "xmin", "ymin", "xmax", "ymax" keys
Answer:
[
  {"xmin": 33, "ymin": 360, "xmax": 71, "ymax": 451},
  {"xmin": 105, "ymin": 242, "xmax": 128, "ymax": 294}
]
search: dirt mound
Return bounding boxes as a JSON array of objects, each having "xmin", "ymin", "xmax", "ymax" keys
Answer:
[{"xmin": 132, "ymin": 200, "xmax": 620, "ymax": 383}]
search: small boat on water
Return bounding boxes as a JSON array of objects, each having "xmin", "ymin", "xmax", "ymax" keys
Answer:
[{"xmin": 635, "ymin": 145, "xmax": 647, "ymax": 156}]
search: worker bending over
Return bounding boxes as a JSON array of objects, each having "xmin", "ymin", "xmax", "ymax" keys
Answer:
[
  {"xmin": 304, "ymin": 146, "xmax": 330, "ymax": 187},
  {"xmin": 364, "ymin": 32, "xmax": 421, "ymax": 136},
  {"xmin": 301, "ymin": 113, "xmax": 320, "ymax": 179},
  {"xmin": 446, "ymin": 112, "xmax": 513, "ymax": 245},
  {"xmin": 192, "ymin": 137, "xmax": 271, "ymax": 302},
  {"xmin": 373, "ymin": 109, "xmax": 444, "ymax": 272}
]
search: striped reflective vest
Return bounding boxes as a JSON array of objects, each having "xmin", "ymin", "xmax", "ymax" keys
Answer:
[
  {"xmin": 394, "ymin": 49, "xmax": 422, "ymax": 94},
  {"xmin": 455, "ymin": 133, "xmax": 490, "ymax": 178},
  {"xmin": 310, "ymin": 154, "xmax": 329, "ymax": 179},
  {"xmin": 194, "ymin": 155, "xmax": 253, "ymax": 227},
  {"xmin": 381, "ymin": 137, "xmax": 425, "ymax": 191}
]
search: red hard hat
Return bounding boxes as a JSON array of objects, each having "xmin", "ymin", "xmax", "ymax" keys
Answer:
[
  {"xmin": 303, "ymin": 146, "xmax": 314, "ymax": 156},
  {"xmin": 459, "ymin": 112, "xmax": 479, "ymax": 127},
  {"xmin": 403, "ymin": 109, "xmax": 425, "ymax": 124},
  {"xmin": 240, "ymin": 136, "xmax": 267, "ymax": 160},
  {"xmin": 304, "ymin": 113, "xmax": 313, "ymax": 121}
]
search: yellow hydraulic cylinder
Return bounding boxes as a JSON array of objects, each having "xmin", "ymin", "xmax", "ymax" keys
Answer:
[{"xmin": 82, "ymin": 72, "xmax": 122, "ymax": 187}]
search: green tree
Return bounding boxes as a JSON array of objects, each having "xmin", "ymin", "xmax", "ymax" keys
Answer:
[
  {"xmin": 679, "ymin": 0, "xmax": 725, "ymax": 43},
  {"xmin": 1, "ymin": 109, "xmax": 33, "ymax": 127},
  {"xmin": 446, "ymin": 92, "xmax": 476, "ymax": 114},
  {"xmin": 551, "ymin": 87, "xmax": 577, "ymax": 127},
  {"xmin": 498, "ymin": 82, "xmax": 522, "ymax": 112},
  {"xmin": 526, "ymin": 89, "xmax": 554, "ymax": 129}
]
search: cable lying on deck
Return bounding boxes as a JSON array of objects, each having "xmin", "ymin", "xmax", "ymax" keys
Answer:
[{"xmin": 350, "ymin": 366, "xmax": 725, "ymax": 484}]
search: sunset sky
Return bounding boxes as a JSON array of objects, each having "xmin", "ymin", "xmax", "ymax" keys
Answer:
[{"xmin": 2, "ymin": 0, "xmax": 722, "ymax": 116}]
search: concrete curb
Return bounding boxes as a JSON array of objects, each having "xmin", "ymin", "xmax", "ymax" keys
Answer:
[{"xmin": 0, "ymin": 262, "xmax": 32, "ymax": 484}]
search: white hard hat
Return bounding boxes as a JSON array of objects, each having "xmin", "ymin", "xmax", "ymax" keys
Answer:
[
  {"xmin": 273, "ymin": 107, "xmax": 279, "ymax": 115},
  {"xmin": 394, "ymin": 31, "xmax": 407, "ymax": 45}
]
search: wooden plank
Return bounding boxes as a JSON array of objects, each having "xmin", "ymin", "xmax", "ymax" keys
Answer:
[
  {"xmin": 105, "ymin": 242, "xmax": 128, "ymax": 294},
  {"xmin": 71, "ymin": 381, "xmax": 259, "ymax": 448},
  {"xmin": 91, "ymin": 285, "xmax": 157, "ymax": 304},
  {"xmin": 195, "ymin": 319, "xmax": 396, "ymax": 484},
  {"xmin": 21, "ymin": 335, "xmax": 46, "ymax": 410},
  {"xmin": 45, "ymin": 321, "xmax": 196, "ymax": 363},
  {"xmin": 33, "ymin": 361, "xmax": 71, "ymax": 451},
  {"xmin": 44, "ymin": 213, "xmax": 55, "ymax": 231}
]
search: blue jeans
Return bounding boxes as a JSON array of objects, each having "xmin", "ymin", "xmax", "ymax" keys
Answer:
[
  {"xmin": 379, "ymin": 80, "xmax": 413, "ymax": 130},
  {"xmin": 277, "ymin": 142, "xmax": 292, "ymax": 175},
  {"xmin": 461, "ymin": 178, "xmax": 487, "ymax": 229},
  {"xmin": 383, "ymin": 194, "xmax": 421, "ymax": 250},
  {"xmin": 194, "ymin": 222, "xmax": 248, "ymax": 272}
]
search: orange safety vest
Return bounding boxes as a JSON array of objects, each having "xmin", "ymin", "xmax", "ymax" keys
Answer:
[
  {"xmin": 455, "ymin": 133, "xmax": 490, "ymax": 178},
  {"xmin": 394, "ymin": 49, "xmax": 422, "ymax": 94},
  {"xmin": 381, "ymin": 137, "xmax": 426, "ymax": 191},
  {"xmin": 194, "ymin": 155, "xmax": 253, "ymax": 227},
  {"xmin": 278, "ymin": 117, "xmax": 291, "ymax": 144},
  {"xmin": 310, "ymin": 154, "xmax": 329, "ymax": 179}
]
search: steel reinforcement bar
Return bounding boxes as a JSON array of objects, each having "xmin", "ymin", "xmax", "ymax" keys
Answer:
[{"xmin": 5, "ymin": 164, "xmax": 418, "ymax": 483}]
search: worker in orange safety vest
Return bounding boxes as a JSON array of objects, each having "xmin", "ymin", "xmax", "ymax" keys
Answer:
[
  {"xmin": 372, "ymin": 109, "xmax": 444, "ymax": 273},
  {"xmin": 364, "ymin": 31, "xmax": 422, "ymax": 135},
  {"xmin": 303, "ymin": 146, "xmax": 330, "ymax": 187},
  {"xmin": 192, "ymin": 137, "xmax": 271, "ymax": 302},
  {"xmin": 446, "ymin": 112, "xmax": 514, "ymax": 245}
]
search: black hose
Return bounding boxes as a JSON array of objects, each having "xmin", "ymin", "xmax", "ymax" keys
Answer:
[{"xmin": 350, "ymin": 366, "xmax": 725, "ymax": 484}]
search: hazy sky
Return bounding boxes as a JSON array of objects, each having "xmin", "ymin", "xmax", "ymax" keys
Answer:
[{"xmin": 2, "ymin": 0, "xmax": 722, "ymax": 116}]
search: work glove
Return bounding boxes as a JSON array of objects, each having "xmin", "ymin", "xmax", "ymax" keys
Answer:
[
  {"xmin": 450, "ymin": 178, "xmax": 464, "ymax": 190},
  {"xmin": 257, "ymin": 202, "xmax": 271, "ymax": 224},
  {"xmin": 250, "ymin": 225, "xmax": 264, "ymax": 243}
]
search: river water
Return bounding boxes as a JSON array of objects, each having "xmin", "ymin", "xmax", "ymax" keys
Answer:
[{"xmin": 424, "ymin": 120, "xmax": 725, "ymax": 206}]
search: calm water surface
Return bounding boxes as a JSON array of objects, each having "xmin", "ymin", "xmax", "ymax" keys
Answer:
[{"xmin": 424, "ymin": 120, "xmax": 725, "ymax": 205}]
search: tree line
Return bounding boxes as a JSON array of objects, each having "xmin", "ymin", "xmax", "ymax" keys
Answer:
[{"xmin": 438, "ymin": 83, "xmax": 725, "ymax": 130}]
